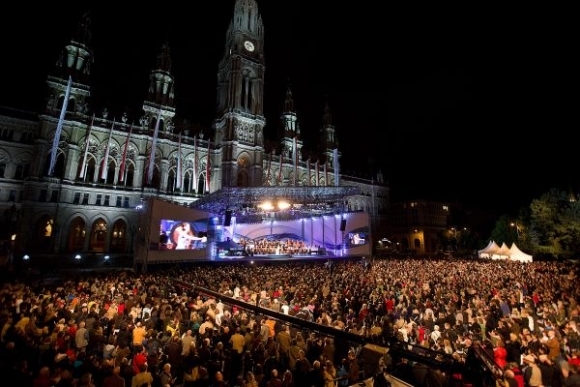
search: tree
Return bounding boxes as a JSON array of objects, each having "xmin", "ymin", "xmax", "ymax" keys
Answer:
[
  {"xmin": 490, "ymin": 215, "xmax": 516, "ymax": 247},
  {"xmin": 528, "ymin": 188, "xmax": 580, "ymax": 258}
]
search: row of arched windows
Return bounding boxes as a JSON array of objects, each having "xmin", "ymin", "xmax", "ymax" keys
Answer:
[{"xmin": 30, "ymin": 215, "xmax": 129, "ymax": 254}]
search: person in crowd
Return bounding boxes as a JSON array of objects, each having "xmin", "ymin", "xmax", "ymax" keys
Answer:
[
  {"xmin": 102, "ymin": 365, "xmax": 126, "ymax": 387},
  {"xmin": 1, "ymin": 257, "xmax": 579, "ymax": 387},
  {"xmin": 131, "ymin": 363, "xmax": 153, "ymax": 387}
]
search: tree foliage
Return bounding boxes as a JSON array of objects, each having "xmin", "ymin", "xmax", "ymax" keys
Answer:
[{"xmin": 490, "ymin": 188, "xmax": 580, "ymax": 259}]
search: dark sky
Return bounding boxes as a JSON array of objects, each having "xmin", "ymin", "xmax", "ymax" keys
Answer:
[{"xmin": 1, "ymin": 2, "xmax": 574, "ymax": 215}]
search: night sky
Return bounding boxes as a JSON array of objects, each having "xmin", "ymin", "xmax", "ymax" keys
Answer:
[{"xmin": 1, "ymin": 2, "xmax": 573, "ymax": 215}]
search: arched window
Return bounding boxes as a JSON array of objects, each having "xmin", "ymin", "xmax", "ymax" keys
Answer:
[
  {"xmin": 183, "ymin": 171, "xmax": 191, "ymax": 193},
  {"xmin": 67, "ymin": 217, "xmax": 86, "ymax": 252},
  {"xmin": 45, "ymin": 150, "xmax": 66, "ymax": 178},
  {"xmin": 167, "ymin": 168, "xmax": 176, "ymax": 193},
  {"xmin": 89, "ymin": 218, "xmax": 107, "ymax": 252},
  {"xmin": 110, "ymin": 220, "xmax": 127, "ymax": 252},
  {"xmin": 31, "ymin": 215, "xmax": 54, "ymax": 252}
]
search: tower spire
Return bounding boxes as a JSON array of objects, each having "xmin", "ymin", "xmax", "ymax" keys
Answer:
[{"xmin": 55, "ymin": 11, "xmax": 93, "ymax": 82}]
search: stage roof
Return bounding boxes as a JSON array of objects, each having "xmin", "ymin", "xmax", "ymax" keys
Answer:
[{"xmin": 189, "ymin": 186, "xmax": 361, "ymax": 216}]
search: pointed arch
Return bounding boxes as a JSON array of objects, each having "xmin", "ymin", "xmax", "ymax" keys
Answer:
[
  {"xmin": 198, "ymin": 171, "xmax": 206, "ymax": 194},
  {"xmin": 167, "ymin": 167, "xmax": 176, "ymax": 193},
  {"xmin": 123, "ymin": 160, "xmax": 135, "ymax": 187},
  {"xmin": 100, "ymin": 139, "xmax": 120, "ymax": 184},
  {"xmin": 236, "ymin": 152, "xmax": 252, "ymax": 187},
  {"xmin": 67, "ymin": 216, "xmax": 86, "ymax": 252},
  {"xmin": 119, "ymin": 142, "xmax": 138, "ymax": 186},
  {"xmin": 143, "ymin": 146, "xmax": 162, "ymax": 188},
  {"xmin": 89, "ymin": 217, "xmax": 108, "ymax": 252},
  {"xmin": 241, "ymin": 67, "xmax": 258, "ymax": 113},
  {"xmin": 109, "ymin": 219, "xmax": 128, "ymax": 252},
  {"xmin": 183, "ymin": 170, "xmax": 192, "ymax": 193},
  {"xmin": 45, "ymin": 148, "xmax": 66, "ymax": 178},
  {"xmin": 30, "ymin": 214, "xmax": 54, "ymax": 252},
  {"xmin": 77, "ymin": 133, "xmax": 99, "ymax": 181},
  {"xmin": 57, "ymin": 95, "xmax": 75, "ymax": 112}
]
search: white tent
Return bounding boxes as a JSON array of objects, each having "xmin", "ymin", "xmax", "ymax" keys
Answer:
[
  {"xmin": 493, "ymin": 242, "xmax": 511, "ymax": 260},
  {"xmin": 478, "ymin": 240, "xmax": 500, "ymax": 258},
  {"xmin": 508, "ymin": 243, "xmax": 533, "ymax": 262}
]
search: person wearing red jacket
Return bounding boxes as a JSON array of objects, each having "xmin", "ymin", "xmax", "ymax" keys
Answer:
[{"xmin": 132, "ymin": 345, "xmax": 148, "ymax": 375}]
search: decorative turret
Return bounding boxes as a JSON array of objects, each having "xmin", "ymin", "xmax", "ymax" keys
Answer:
[
  {"xmin": 45, "ymin": 11, "xmax": 93, "ymax": 115},
  {"xmin": 146, "ymin": 40, "xmax": 175, "ymax": 108},
  {"xmin": 56, "ymin": 11, "xmax": 93, "ymax": 82},
  {"xmin": 281, "ymin": 85, "xmax": 299, "ymax": 138},
  {"xmin": 142, "ymin": 40, "xmax": 176, "ymax": 135},
  {"xmin": 320, "ymin": 101, "xmax": 337, "ymax": 149},
  {"xmin": 319, "ymin": 100, "xmax": 340, "ymax": 186}
]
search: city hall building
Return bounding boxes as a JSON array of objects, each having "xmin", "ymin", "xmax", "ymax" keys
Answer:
[{"xmin": 0, "ymin": 0, "xmax": 389, "ymax": 269}]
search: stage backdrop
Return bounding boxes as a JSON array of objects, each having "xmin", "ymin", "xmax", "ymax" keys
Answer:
[{"xmin": 212, "ymin": 212, "xmax": 371, "ymax": 259}]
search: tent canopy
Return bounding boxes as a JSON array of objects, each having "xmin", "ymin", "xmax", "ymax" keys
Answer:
[
  {"xmin": 478, "ymin": 240, "xmax": 533, "ymax": 262},
  {"xmin": 508, "ymin": 243, "xmax": 533, "ymax": 262}
]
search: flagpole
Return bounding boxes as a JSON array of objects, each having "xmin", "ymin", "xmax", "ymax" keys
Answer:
[
  {"xmin": 315, "ymin": 161, "xmax": 319, "ymax": 186},
  {"xmin": 147, "ymin": 110, "xmax": 162, "ymax": 185},
  {"xmin": 292, "ymin": 137, "xmax": 297, "ymax": 186},
  {"xmin": 79, "ymin": 113, "xmax": 95, "ymax": 180},
  {"xmin": 176, "ymin": 132, "xmax": 182, "ymax": 190},
  {"xmin": 205, "ymin": 139, "xmax": 211, "ymax": 193},
  {"xmin": 119, "ymin": 122, "xmax": 133, "ymax": 183},
  {"xmin": 278, "ymin": 152, "xmax": 283, "ymax": 184},
  {"xmin": 307, "ymin": 158, "xmax": 311, "ymax": 186},
  {"xmin": 333, "ymin": 148, "xmax": 340, "ymax": 187},
  {"xmin": 266, "ymin": 151, "xmax": 272, "ymax": 185},
  {"xmin": 48, "ymin": 75, "xmax": 73, "ymax": 176},
  {"xmin": 101, "ymin": 119, "xmax": 115, "ymax": 181},
  {"xmin": 193, "ymin": 136, "xmax": 198, "ymax": 193}
]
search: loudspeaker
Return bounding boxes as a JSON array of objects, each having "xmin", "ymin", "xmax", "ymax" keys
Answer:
[
  {"xmin": 224, "ymin": 210, "xmax": 232, "ymax": 226},
  {"xmin": 340, "ymin": 218, "xmax": 347, "ymax": 231}
]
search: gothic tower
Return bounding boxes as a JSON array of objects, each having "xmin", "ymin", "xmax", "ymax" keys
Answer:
[
  {"xmin": 141, "ymin": 40, "xmax": 177, "ymax": 189},
  {"xmin": 214, "ymin": 0, "xmax": 266, "ymax": 188},
  {"xmin": 44, "ymin": 11, "xmax": 93, "ymax": 118},
  {"xmin": 279, "ymin": 85, "xmax": 303, "ymax": 186},
  {"xmin": 319, "ymin": 101, "xmax": 341, "ymax": 186}
]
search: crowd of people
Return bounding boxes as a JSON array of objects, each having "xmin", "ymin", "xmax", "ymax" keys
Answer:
[{"xmin": 0, "ymin": 257, "xmax": 579, "ymax": 387}]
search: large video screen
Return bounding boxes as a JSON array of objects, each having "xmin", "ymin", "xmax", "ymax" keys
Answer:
[
  {"xmin": 158, "ymin": 219, "xmax": 207, "ymax": 250},
  {"xmin": 348, "ymin": 231, "xmax": 369, "ymax": 247}
]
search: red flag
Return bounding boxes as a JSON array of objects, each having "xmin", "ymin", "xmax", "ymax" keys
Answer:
[
  {"xmin": 100, "ymin": 119, "xmax": 115, "ymax": 180},
  {"xmin": 205, "ymin": 139, "xmax": 211, "ymax": 193},
  {"xmin": 147, "ymin": 110, "xmax": 162, "ymax": 185},
  {"xmin": 193, "ymin": 136, "xmax": 198, "ymax": 192},
  {"xmin": 176, "ymin": 132, "xmax": 182, "ymax": 190},
  {"xmin": 118, "ymin": 122, "xmax": 133, "ymax": 182},
  {"xmin": 79, "ymin": 113, "xmax": 95, "ymax": 179}
]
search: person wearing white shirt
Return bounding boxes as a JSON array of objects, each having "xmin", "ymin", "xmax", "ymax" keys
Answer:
[{"xmin": 281, "ymin": 301, "xmax": 290, "ymax": 315}]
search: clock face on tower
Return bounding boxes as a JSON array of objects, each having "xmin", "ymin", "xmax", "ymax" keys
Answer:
[{"xmin": 243, "ymin": 40, "xmax": 255, "ymax": 52}]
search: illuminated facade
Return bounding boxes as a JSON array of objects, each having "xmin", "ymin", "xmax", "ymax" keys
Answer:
[
  {"xmin": 0, "ymin": 0, "xmax": 388, "ymax": 265},
  {"xmin": 387, "ymin": 200, "xmax": 452, "ymax": 255}
]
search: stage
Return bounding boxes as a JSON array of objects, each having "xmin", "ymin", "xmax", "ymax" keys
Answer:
[{"xmin": 217, "ymin": 252, "xmax": 346, "ymax": 262}]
